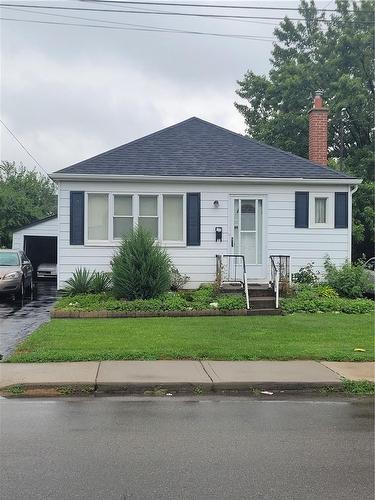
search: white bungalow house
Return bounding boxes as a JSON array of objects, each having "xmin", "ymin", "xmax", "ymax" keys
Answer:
[{"xmin": 13, "ymin": 93, "xmax": 361, "ymax": 298}]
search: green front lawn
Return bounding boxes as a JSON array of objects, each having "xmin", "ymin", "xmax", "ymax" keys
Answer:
[{"xmin": 7, "ymin": 312, "xmax": 374, "ymax": 363}]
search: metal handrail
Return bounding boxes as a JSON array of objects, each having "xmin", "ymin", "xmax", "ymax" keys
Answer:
[
  {"xmin": 270, "ymin": 256, "xmax": 280, "ymax": 309},
  {"xmin": 216, "ymin": 254, "xmax": 250, "ymax": 310}
]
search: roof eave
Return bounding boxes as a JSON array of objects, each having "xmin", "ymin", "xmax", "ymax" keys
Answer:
[{"xmin": 50, "ymin": 173, "xmax": 361, "ymax": 185}]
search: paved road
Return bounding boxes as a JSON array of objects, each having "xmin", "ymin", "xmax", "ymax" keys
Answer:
[
  {"xmin": 0, "ymin": 396, "xmax": 373, "ymax": 500},
  {"xmin": 0, "ymin": 281, "xmax": 57, "ymax": 358}
]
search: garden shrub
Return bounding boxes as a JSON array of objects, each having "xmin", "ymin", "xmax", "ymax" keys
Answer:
[
  {"xmin": 292, "ymin": 263, "xmax": 319, "ymax": 284},
  {"xmin": 170, "ymin": 266, "xmax": 190, "ymax": 291},
  {"xmin": 90, "ymin": 272, "xmax": 112, "ymax": 294},
  {"xmin": 280, "ymin": 282, "xmax": 373, "ymax": 314},
  {"xmin": 324, "ymin": 258, "xmax": 372, "ymax": 298},
  {"xmin": 62, "ymin": 268, "xmax": 111, "ymax": 296},
  {"xmin": 111, "ymin": 226, "xmax": 172, "ymax": 300},
  {"xmin": 55, "ymin": 284, "xmax": 249, "ymax": 313},
  {"xmin": 217, "ymin": 295, "xmax": 247, "ymax": 310}
]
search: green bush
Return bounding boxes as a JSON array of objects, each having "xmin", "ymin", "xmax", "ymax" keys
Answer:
[
  {"xmin": 324, "ymin": 258, "xmax": 372, "ymax": 298},
  {"xmin": 62, "ymin": 268, "xmax": 93, "ymax": 296},
  {"xmin": 170, "ymin": 266, "xmax": 190, "ymax": 291},
  {"xmin": 90, "ymin": 272, "xmax": 112, "ymax": 294},
  {"xmin": 217, "ymin": 295, "xmax": 247, "ymax": 310},
  {"xmin": 281, "ymin": 296, "xmax": 373, "ymax": 314},
  {"xmin": 111, "ymin": 226, "xmax": 172, "ymax": 300},
  {"xmin": 55, "ymin": 285, "xmax": 249, "ymax": 313},
  {"xmin": 292, "ymin": 263, "xmax": 319, "ymax": 284},
  {"xmin": 295, "ymin": 284, "xmax": 338, "ymax": 300},
  {"xmin": 62, "ymin": 269, "xmax": 112, "ymax": 296}
]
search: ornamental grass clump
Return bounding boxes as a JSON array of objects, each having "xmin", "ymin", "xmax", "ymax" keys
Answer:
[{"xmin": 112, "ymin": 226, "xmax": 172, "ymax": 300}]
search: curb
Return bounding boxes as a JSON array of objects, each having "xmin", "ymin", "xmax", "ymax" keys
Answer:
[{"xmin": 0, "ymin": 380, "xmax": 344, "ymax": 397}]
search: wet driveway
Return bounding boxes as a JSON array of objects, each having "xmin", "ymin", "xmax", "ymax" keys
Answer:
[{"xmin": 0, "ymin": 280, "xmax": 57, "ymax": 359}]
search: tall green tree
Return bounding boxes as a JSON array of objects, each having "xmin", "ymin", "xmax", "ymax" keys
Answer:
[
  {"xmin": 0, "ymin": 161, "xmax": 57, "ymax": 248},
  {"xmin": 235, "ymin": 0, "xmax": 374, "ymax": 259}
]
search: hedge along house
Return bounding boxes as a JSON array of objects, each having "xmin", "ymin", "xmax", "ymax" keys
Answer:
[{"xmin": 50, "ymin": 92, "xmax": 360, "ymax": 292}]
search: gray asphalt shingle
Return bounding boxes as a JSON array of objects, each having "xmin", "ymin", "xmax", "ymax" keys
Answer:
[{"xmin": 55, "ymin": 117, "xmax": 354, "ymax": 180}]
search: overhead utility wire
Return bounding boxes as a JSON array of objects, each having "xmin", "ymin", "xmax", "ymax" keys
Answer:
[
  {"xmin": 0, "ymin": 17, "xmax": 275, "ymax": 40},
  {"xmin": 0, "ymin": 119, "xmax": 49, "ymax": 177},
  {"xmin": 82, "ymin": 0, "xmax": 365, "ymax": 13},
  {"xmin": 3, "ymin": 5, "xmax": 279, "ymax": 27},
  {"xmin": 2, "ymin": 3, "xmax": 372, "ymax": 23},
  {"xmin": 3, "ymin": 7, "xmax": 275, "ymax": 38}
]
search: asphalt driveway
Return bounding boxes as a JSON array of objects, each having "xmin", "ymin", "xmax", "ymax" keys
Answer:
[{"xmin": 0, "ymin": 280, "xmax": 57, "ymax": 359}]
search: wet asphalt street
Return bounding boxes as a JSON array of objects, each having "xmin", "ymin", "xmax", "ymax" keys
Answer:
[
  {"xmin": 0, "ymin": 281, "xmax": 57, "ymax": 358},
  {"xmin": 0, "ymin": 396, "xmax": 374, "ymax": 500}
]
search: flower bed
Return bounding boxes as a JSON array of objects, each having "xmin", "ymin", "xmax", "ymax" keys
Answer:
[
  {"xmin": 280, "ymin": 284, "xmax": 373, "ymax": 314},
  {"xmin": 52, "ymin": 286, "xmax": 248, "ymax": 318}
]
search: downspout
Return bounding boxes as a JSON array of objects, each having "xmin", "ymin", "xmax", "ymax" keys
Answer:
[{"xmin": 349, "ymin": 184, "xmax": 360, "ymax": 262}]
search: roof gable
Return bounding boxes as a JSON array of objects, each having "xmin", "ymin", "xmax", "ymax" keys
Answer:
[{"xmin": 54, "ymin": 117, "xmax": 354, "ymax": 180}]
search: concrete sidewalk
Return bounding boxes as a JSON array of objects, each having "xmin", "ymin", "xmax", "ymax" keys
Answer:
[{"xmin": 1, "ymin": 360, "xmax": 373, "ymax": 392}]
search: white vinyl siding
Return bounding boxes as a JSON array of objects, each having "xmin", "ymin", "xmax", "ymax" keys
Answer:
[
  {"xmin": 57, "ymin": 180, "xmax": 351, "ymax": 289},
  {"xmin": 12, "ymin": 217, "xmax": 58, "ymax": 251}
]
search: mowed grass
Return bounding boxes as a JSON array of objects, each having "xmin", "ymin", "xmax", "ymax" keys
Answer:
[{"xmin": 7, "ymin": 312, "xmax": 374, "ymax": 363}]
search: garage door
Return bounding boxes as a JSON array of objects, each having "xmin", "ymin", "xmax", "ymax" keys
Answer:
[{"xmin": 24, "ymin": 236, "xmax": 57, "ymax": 274}]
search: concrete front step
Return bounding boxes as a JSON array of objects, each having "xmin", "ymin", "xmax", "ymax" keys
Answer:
[
  {"xmin": 247, "ymin": 308, "xmax": 282, "ymax": 316},
  {"xmin": 250, "ymin": 297, "xmax": 276, "ymax": 309},
  {"xmin": 248, "ymin": 287, "xmax": 274, "ymax": 298}
]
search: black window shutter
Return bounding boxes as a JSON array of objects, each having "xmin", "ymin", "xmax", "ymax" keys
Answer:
[
  {"xmin": 295, "ymin": 192, "xmax": 309, "ymax": 228},
  {"xmin": 335, "ymin": 192, "xmax": 348, "ymax": 228},
  {"xmin": 186, "ymin": 193, "xmax": 201, "ymax": 246},
  {"xmin": 70, "ymin": 191, "xmax": 85, "ymax": 245}
]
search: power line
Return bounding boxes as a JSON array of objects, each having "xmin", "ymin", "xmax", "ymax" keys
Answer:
[
  {"xmin": 3, "ymin": 5, "xmax": 278, "ymax": 29},
  {"xmin": 0, "ymin": 16, "xmax": 275, "ymax": 40},
  {"xmin": 1, "ymin": 3, "xmax": 372, "ymax": 24},
  {"xmin": 0, "ymin": 119, "xmax": 49, "ymax": 177},
  {"xmin": 82, "ymin": 0, "xmax": 366, "ymax": 13}
]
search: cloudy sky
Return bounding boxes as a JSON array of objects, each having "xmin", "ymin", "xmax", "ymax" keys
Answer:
[{"xmin": 1, "ymin": 0, "xmax": 332, "ymax": 174}]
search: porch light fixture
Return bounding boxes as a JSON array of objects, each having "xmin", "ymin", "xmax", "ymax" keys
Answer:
[{"xmin": 213, "ymin": 200, "xmax": 219, "ymax": 207}]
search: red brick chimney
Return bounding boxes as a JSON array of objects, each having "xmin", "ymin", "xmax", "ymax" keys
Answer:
[{"xmin": 308, "ymin": 90, "xmax": 328, "ymax": 166}]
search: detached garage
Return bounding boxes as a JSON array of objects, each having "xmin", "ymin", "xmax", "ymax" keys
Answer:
[{"xmin": 12, "ymin": 216, "xmax": 58, "ymax": 276}]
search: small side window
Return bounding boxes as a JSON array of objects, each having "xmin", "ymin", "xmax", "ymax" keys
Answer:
[{"xmin": 309, "ymin": 193, "xmax": 333, "ymax": 228}]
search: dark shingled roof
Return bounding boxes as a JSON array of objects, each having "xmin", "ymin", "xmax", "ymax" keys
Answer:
[{"xmin": 55, "ymin": 117, "xmax": 354, "ymax": 180}]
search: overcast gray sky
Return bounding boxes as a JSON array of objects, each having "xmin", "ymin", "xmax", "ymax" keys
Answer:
[{"xmin": 1, "ymin": 0, "xmax": 331, "ymax": 173}]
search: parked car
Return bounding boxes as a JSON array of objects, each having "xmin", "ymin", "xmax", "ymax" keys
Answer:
[
  {"xmin": 364, "ymin": 258, "xmax": 375, "ymax": 297},
  {"xmin": 0, "ymin": 249, "xmax": 34, "ymax": 300},
  {"xmin": 37, "ymin": 263, "xmax": 57, "ymax": 279}
]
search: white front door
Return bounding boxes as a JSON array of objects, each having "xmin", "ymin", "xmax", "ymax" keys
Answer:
[{"xmin": 230, "ymin": 196, "xmax": 266, "ymax": 281}]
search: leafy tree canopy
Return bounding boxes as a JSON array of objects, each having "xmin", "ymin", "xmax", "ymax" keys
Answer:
[
  {"xmin": 235, "ymin": 0, "xmax": 374, "ymax": 258},
  {"xmin": 0, "ymin": 161, "xmax": 57, "ymax": 248}
]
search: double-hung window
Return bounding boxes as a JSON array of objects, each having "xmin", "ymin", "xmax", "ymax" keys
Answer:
[
  {"xmin": 309, "ymin": 193, "xmax": 333, "ymax": 228},
  {"xmin": 113, "ymin": 195, "xmax": 133, "ymax": 239},
  {"xmin": 139, "ymin": 195, "xmax": 159, "ymax": 239}
]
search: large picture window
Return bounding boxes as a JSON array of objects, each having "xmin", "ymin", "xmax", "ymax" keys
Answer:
[{"xmin": 85, "ymin": 192, "xmax": 185, "ymax": 244}]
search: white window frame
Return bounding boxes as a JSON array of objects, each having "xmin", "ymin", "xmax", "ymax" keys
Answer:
[
  {"xmin": 84, "ymin": 192, "xmax": 186, "ymax": 246},
  {"xmin": 309, "ymin": 192, "xmax": 334, "ymax": 229},
  {"xmin": 161, "ymin": 193, "xmax": 186, "ymax": 247},
  {"xmin": 85, "ymin": 192, "xmax": 110, "ymax": 244},
  {"xmin": 112, "ymin": 194, "xmax": 134, "ymax": 241}
]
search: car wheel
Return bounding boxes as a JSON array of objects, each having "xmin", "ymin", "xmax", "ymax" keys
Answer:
[{"xmin": 15, "ymin": 279, "xmax": 24, "ymax": 301}]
